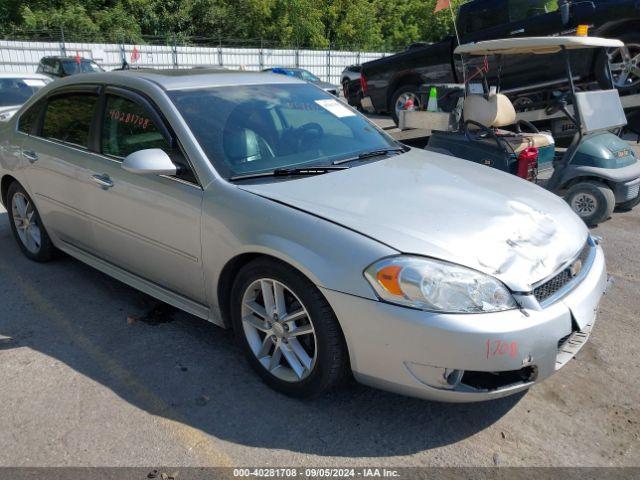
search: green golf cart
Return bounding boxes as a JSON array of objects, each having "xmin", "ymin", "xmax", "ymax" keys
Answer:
[{"xmin": 427, "ymin": 36, "xmax": 640, "ymax": 226}]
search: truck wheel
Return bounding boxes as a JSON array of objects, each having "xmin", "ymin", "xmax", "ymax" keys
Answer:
[
  {"xmin": 391, "ymin": 84, "xmax": 420, "ymax": 125},
  {"xmin": 595, "ymin": 32, "xmax": 640, "ymax": 93},
  {"xmin": 616, "ymin": 193, "xmax": 640, "ymax": 211},
  {"xmin": 342, "ymin": 79, "xmax": 350, "ymax": 98},
  {"xmin": 565, "ymin": 181, "xmax": 615, "ymax": 226}
]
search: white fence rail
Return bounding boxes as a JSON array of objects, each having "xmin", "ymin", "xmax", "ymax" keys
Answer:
[{"xmin": 0, "ymin": 40, "xmax": 390, "ymax": 85}]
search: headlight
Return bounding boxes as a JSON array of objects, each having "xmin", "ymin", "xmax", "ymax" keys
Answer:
[{"xmin": 364, "ymin": 256, "xmax": 517, "ymax": 313}]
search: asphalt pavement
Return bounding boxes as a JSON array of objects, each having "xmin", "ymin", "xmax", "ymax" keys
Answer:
[{"xmin": 0, "ymin": 174, "xmax": 639, "ymax": 467}]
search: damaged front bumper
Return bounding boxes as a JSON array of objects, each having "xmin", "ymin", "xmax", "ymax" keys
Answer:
[{"xmin": 322, "ymin": 241, "xmax": 608, "ymax": 402}]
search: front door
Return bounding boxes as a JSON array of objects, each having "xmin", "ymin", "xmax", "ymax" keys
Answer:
[{"xmin": 80, "ymin": 88, "xmax": 206, "ymax": 304}]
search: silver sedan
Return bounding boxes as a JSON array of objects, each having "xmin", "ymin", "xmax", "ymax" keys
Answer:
[{"xmin": 0, "ymin": 70, "xmax": 608, "ymax": 401}]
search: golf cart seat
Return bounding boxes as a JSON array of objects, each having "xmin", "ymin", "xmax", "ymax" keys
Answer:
[{"xmin": 463, "ymin": 93, "xmax": 554, "ymax": 154}]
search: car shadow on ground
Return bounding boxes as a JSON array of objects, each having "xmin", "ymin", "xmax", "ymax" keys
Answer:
[{"xmin": 0, "ymin": 211, "xmax": 522, "ymax": 458}]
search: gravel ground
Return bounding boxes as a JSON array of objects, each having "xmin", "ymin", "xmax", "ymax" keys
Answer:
[{"xmin": 0, "ymin": 168, "xmax": 639, "ymax": 467}]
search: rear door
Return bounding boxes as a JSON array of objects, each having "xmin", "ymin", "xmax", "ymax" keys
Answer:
[
  {"xmin": 20, "ymin": 87, "xmax": 100, "ymax": 252},
  {"xmin": 79, "ymin": 87, "xmax": 206, "ymax": 303}
]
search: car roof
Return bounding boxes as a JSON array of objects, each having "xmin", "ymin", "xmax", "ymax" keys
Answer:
[
  {"xmin": 455, "ymin": 36, "xmax": 625, "ymax": 55},
  {"xmin": 40, "ymin": 56, "xmax": 94, "ymax": 61},
  {"xmin": 268, "ymin": 67, "xmax": 307, "ymax": 72},
  {"xmin": 0, "ymin": 72, "xmax": 51, "ymax": 80},
  {"xmin": 43, "ymin": 68, "xmax": 305, "ymax": 92}
]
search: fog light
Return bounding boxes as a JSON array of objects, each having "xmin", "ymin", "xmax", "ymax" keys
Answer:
[{"xmin": 405, "ymin": 362, "xmax": 464, "ymax": 390}]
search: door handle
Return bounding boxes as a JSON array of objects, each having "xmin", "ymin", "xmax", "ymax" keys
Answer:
[
  {"xmin": 21, "ymin": 150, "xmax": 38, "ymax": 163},
  {"xmin": 510, "ymin": 28, "xmax": 525, "ymax": 35},
  {"xmin": 91, "ymin": 174, "xmax": 114, "ymax": 189}
]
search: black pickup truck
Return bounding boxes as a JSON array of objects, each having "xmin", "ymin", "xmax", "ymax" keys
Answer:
[{"xmin": 360, "ymin": 0, "xmax": 640, "ymax": 123}]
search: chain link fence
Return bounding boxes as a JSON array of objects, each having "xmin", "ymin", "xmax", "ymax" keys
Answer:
[{"xmin": 0, "ymin": 30, "xmax": 392, "ymax": 85}]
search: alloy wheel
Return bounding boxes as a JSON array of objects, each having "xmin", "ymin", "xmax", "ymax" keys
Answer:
[
  {"xmin": 11, "ymin": 192, "xmax": 42, "ymax": 254},
  {"xmin": 607, "ymin": 43, "xmax": 640, "ymax": 89},
  {"xmin": 241, "ymin": 278, "xmax": 317, "ymax": 383}
]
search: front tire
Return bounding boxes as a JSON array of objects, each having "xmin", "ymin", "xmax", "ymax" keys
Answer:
[
  {"xmin": 230, "ymin": 258, "xmax": 349, "ymax": 398},
  {"xmin": 7, "ymin": 182, "xmax": 56, "ymax": 262},
  {"xmin": 565, "ymin": 180, "xmax": 615, "ymax": 227}
]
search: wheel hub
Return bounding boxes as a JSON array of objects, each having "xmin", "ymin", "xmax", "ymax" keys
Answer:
[
  {"xmin": 572, "ymin": 193, "xmax": 597, "ymax": 216},
  {"xmin": 271, "ymin": 322, "xmax": 286, "ymax": 338}
]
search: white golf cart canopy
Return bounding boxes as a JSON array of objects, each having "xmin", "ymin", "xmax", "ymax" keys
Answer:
[{"xmin": 454, "ymin": 36, "xmax": 624, "ymax": 56}]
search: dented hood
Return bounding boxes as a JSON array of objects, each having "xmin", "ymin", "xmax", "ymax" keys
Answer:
[{"xmin": 238, "ymin": 149, "xmax": 589, "ymax": 291}]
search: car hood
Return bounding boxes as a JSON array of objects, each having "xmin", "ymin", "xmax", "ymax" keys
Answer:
[
  {"xmin": 0, "ymin": 105, "xmax": 20, "ymax": 113},
  {"xmin": 316, "ymin": 81, "xmax": 337, "ymax": 91},
  {"xmin": 238, "ymin": 149, "xmax": 589, "ymax": 291},
  {"xmin": 0, "ymin": 105, "xmax": 19, "ymax": 121}
]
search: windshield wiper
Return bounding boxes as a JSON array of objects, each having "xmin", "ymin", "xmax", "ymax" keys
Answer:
[
  {"xmin": 230, "ymin": 165, "xmax": 348, "ymax": 181},
  {"xmin": 332, "ymin": 147, "xmax": 407, "ymax": 165}
]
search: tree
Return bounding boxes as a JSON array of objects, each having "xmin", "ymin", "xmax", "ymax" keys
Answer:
[{"xmin": 2, "ymin": 0, "xmax": 467, "ymax": 51}]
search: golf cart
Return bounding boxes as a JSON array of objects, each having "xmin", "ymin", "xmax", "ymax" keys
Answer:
[{"xmin": 427, "ymin": 36, "xmax": 640, "ymax": 226}]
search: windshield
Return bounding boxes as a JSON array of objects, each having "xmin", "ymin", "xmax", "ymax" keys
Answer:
[
  {"xmin": 294, "ymin": 70, "xmax": 320, "ymax": 82},
  {"xmin": 170, "ymin": 84, "xmax": 397, "ymax": 179},
  {"xmin": 62, "ymin": 60, "xmax": 103, "ymax": 75},
  {"xmin": 0, "ymin": 78, "xmax": 49, "ymax": 107}
]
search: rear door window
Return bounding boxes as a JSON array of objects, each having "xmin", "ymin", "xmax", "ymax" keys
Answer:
[
  {"xmin": 42, "ymin": 93, "xmax": 98, "ymax": 148},
  {"xmin": 508, "ymin": 0, "xmax": 558, "ymax": 22},
  {"xmin": 462, "ymin": 1, "xmax": 509, "ymax": 35},
  {"xmin": 17, "ymin": 102, "xmax": 43, "ymax": 134}
]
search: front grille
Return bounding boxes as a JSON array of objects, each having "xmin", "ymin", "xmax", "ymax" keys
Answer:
[
  {"xmin": 625, "ymin": 183, "xmax": 640, "ymax": 201},
  {"xmin": 533, "ymin": 242, "xmax": 591, "ymax": 304},
  {"xmin": 615, "ymin": 181, "xmax": 640, "ymax": 202}
]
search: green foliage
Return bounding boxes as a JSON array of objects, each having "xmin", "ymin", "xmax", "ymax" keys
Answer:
[{"xmin": 1, "ymin": 0, "xmax": 468, "ymax": 51}]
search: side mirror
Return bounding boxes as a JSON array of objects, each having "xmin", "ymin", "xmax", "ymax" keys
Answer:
[
  {"xmin": 560, "ymin": 1, "xmax": 570, "ymax": 25},
  {"xmin": 122, "ymin": 148, "xmax": 177, "ymax": 176}
]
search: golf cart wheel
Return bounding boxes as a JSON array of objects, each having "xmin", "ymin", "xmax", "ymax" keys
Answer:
[
  {"xmin": 595, "ymin": 32, "xmax": 640, "ymax": 93},
  {"xmin": 230, "ymin": 257, "xmax": 349, "ymax": 398},
  {"xmin": 616, "ymin": 193, "xmax": 640, "ymax": 211},
  {"xmin": 565, "ymin": 181, "xmax": 615, "ymax": 226},
  {"xmin": 7, "ymin": 181, "xmax": 56, "ymax": 262},
  {"xmin": 391, "ymin": 84, "xmax": 420, "ymax": 125}
]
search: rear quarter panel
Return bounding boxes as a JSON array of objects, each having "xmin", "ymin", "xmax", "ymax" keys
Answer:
[{"xmin": 0, "ymin": 118, "xmax": 27, "ymax": 206}]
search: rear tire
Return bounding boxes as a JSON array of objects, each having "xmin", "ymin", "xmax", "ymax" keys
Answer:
[
  {"xmin": 390, "ymin": 84, "xmax": 420, "ymax": 125},
  {"xmin": 595, "ymin": 32, "xmax": 640, "ymax": 93},
  {"xmin": 565, "ymin": 180, "xmax": 615, "ymax": 226},
  {"xmin": 7, "ymin": 182, "xmax": 56, "ymax": 262},
  {"xmin": 230, "ymin": 258, "xmax": 349, "ymax": 398}
]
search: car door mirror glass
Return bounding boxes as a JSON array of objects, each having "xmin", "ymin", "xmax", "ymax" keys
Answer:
[{"xmin": 122, "ymin": 148, "xmax": 177, "ymax": 176}]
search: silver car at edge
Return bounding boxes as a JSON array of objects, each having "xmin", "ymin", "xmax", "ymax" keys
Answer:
[{"xmin": 0, "ymin": 70, "xmax": 608, "ymax": 402}]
